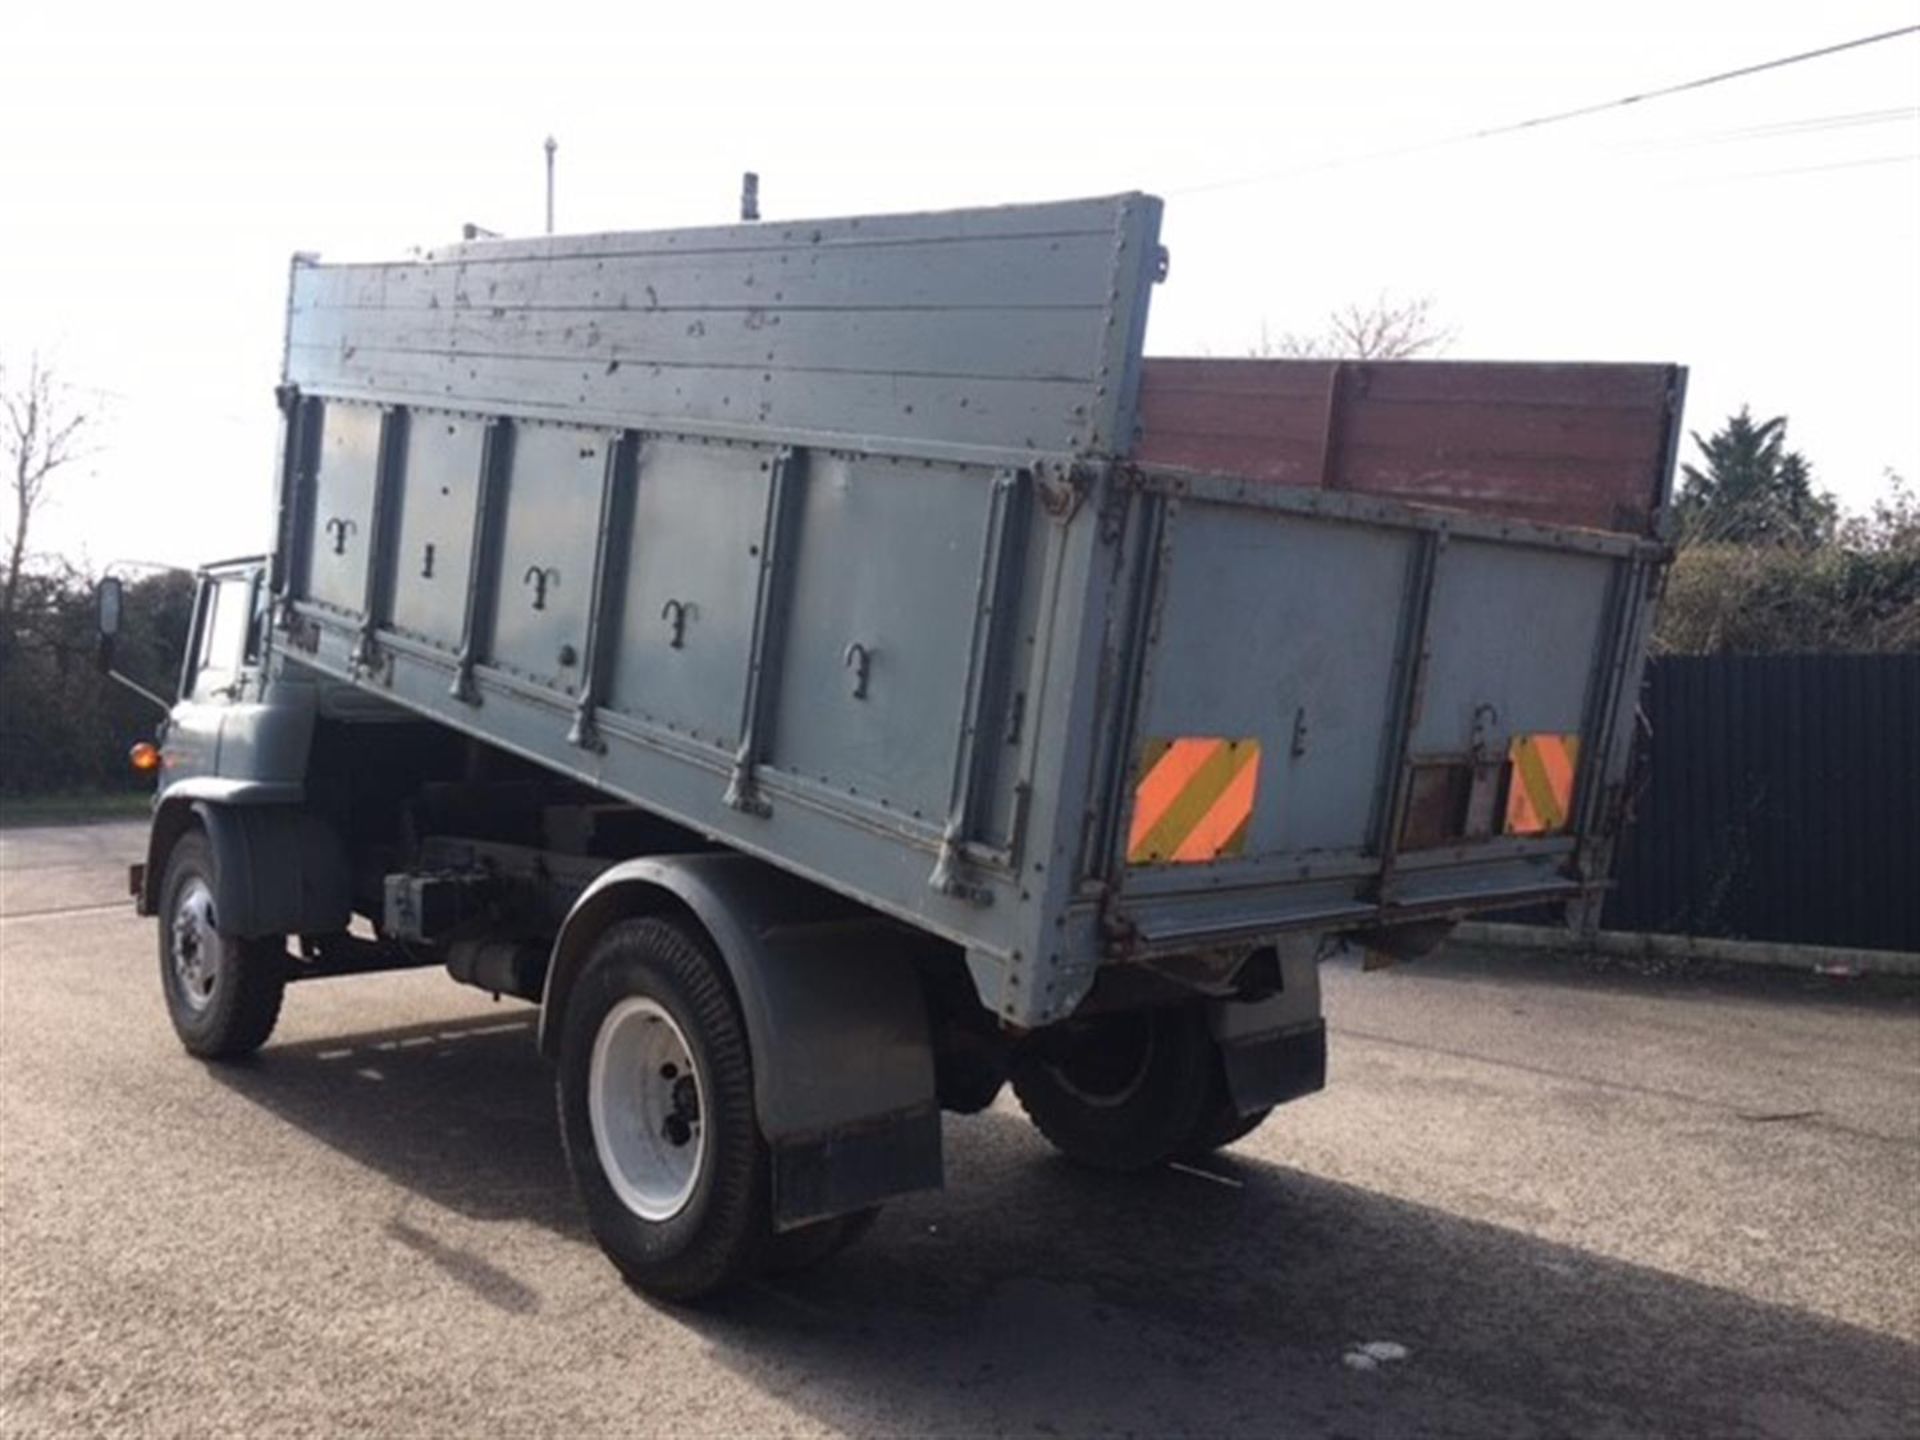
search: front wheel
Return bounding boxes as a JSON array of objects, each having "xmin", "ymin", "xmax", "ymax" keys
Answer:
[
  {"xmin": 556, "ymin": 917, "xmax": 772, "ymax": 1301},
  {"xmin": 157, "ymin": 831, "xmax": 286, "ymax": 1059}
]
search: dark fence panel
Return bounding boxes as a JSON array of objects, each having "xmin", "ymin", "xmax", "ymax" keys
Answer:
[{"xmin": 1602, "ymin": 654, "xmax": 1920, "ymax": 952}]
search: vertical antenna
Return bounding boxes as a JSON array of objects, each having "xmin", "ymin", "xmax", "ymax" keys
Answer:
[
  {"xmin": 740, "ymin": 171, "xmax": 760, "ymax": 222},
  {"xmin": 544, "ymin": 136, "xmax": 558, "ymax": 234}
]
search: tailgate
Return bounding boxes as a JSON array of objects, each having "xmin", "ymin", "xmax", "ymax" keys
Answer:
[{"xmin": 1099, "ymin": 459, "xmax": 1671, "ymax": 953}]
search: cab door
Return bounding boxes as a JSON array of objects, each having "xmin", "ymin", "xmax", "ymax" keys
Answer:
[{"xmin": 164, "ymin": 569, "xmax": 257, "ymax": 785}]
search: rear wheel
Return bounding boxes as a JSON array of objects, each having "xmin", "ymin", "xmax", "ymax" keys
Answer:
[
  {"xmin": 157, "ymin": 832, "xmax": 286, "ymax": 1059},
  {"xmin": 1011, "ymin": 1006, "xmax": 1216, "ymax": 1172},
  {"xmin": 557, "ymin": 917, "xmax": 771, "ymax": 1301},
  {"xmin": 1183, "ymin": 1065, "xmax": 1273, "ymax": 1156}
]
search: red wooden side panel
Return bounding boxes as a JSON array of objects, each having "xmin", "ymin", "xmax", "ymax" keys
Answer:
[{"xmin": 1133, "ymin": 359, "xmax": 1684, "ymax": 536}]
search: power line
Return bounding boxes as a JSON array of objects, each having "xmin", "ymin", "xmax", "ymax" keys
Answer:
[
  {"xmin": 1464, "ymin": 24, "xmax": 1920, "ymax": 142},
  {"xmin": 1703, "ymin": 151, "xmax": 1920, "ymax": 183},
  {"xmin": 1173, "ymin": 24, "xmax": 1920, "ymax": 196},
  {"xmin": 1618, "ymin": 106, "xmax": 1918, "ymax": 151}
]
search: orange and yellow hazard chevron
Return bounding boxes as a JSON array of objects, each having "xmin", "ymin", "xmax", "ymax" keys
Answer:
[
  {"xmin": 1505, "ymin": 732, "xmax": 1580, "ymax": 835},
  {"xmin": 1127, "ymin": 737, "xmax": 1261, "ymax": 864}
]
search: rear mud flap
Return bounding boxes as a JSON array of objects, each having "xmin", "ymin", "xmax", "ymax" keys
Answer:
[
  {"xmin": 1220, "ymin": 1020, "xmax": 1328, "ymax": 1113},
  {"xmin": 1208, "ymin": 942, "xmax": 1327, "ymax": 1115},
  {"xmin": 772, "ymin": 1104, "xmax": 944, "ymax": 1230}
]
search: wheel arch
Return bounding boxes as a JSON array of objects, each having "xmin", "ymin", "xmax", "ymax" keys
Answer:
[
  {"xmin": 139, "ymin": 798, "xmax": 203, "ymax": 916},
  {"xmin": 541, "ymin": 852, "xmax": 943, "ymax": 1227},
  {"xmin": 141, "ymin": 791, "xmax": 350, "ymax": 939}
]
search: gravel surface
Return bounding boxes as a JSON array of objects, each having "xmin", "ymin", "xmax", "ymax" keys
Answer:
[{"xmin": 3, "ymin": 820, "xmax": 1916, "ymax": 1437}]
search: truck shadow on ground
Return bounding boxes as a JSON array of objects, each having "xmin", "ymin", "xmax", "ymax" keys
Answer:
[{"xmin": 212, "ymin": 1012, "xmax": 1919, "ymax": 1439}]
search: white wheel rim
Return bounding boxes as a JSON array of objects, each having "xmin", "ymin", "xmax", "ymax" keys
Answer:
[
  {"xmin": 588, "ymin": 996, "xmax": 706, "ymax": 1222},
  {"xmin": 170, "ymin": 876, "xmax": 220, "ymax": 1013}
]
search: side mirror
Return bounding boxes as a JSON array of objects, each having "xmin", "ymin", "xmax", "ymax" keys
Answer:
[{"xmin": 95, "ymin": 576, "xmax": 124, "ymax": 672}]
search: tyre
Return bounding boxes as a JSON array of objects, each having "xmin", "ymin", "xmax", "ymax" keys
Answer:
[
  {"xmin": 556, "ymin": 917, "xmax": 771, "ymax": 1301},
  {"xmin": 1011, "ymin": 1005, "xmax": 1216, "ymax": 1172},
  {"xmin": 157, "ymin": 831, "xmax": 286, "ymax": 1059},
  {"xmin": 1182, "ymin": 1064, "xmax": 1273, "ymax": 1156}
]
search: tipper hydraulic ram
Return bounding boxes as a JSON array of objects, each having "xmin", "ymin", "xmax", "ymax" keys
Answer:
[{"xmin": 104, "ymin": 192, "xmax": 1683, "ymax": 1297}]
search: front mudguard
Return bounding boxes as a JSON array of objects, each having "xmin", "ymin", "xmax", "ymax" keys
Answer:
[{"xmin": 139, "ymin": 790, "xmax": 349, "ymax": 939}]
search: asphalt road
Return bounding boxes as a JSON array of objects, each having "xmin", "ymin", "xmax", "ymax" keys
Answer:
[{"xmin": 2, "ymin": 820, "xmax": 1916, "ymax": 1438}]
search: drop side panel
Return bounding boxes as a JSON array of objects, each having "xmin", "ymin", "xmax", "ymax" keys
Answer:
[
  {"xmin": 603, "ymin": 436, "xmax": 776, "ymax": 752},
  {"xmin": 387, "ymin": 412, "xmax": 487, "ymax": 650},
  {"xmin": 486, "ymin": 424, "xmax": 612, "ymax": 696},
  {"xmin": 306, "ymin": 403, "xmax": 383, "ymax": 614},
  {"xmin": 767, "ymin": 455, "xmax": 993, "ymax": 826}
]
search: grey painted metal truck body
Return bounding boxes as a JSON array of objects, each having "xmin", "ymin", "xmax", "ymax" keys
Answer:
[
  {"xmin": 263, "ymin": 192, "xmax": 1677, "ymax": 1028},
  {"xmin": 128, "ymin": 191, "xmax": 1682, "ymax": 1294}
]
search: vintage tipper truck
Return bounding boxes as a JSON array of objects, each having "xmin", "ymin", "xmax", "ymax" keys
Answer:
[{"xmin": 98, "ymin": 192, "xmax": 1684, "ymax": 1299}]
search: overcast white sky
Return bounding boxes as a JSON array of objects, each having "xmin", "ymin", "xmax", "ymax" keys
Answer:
[{"xmin": 4, "ymin": 1, "xmax": 1917, "ymax": 570}]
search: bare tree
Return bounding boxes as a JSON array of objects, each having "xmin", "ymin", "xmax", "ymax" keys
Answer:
[
  {"xmin": 2, "ymin": 356, "xmax": 92, "ymax": 666},
  {"xmin": 1255, "ymin": 293, "xmax": 1456, "ymax": 361}
]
